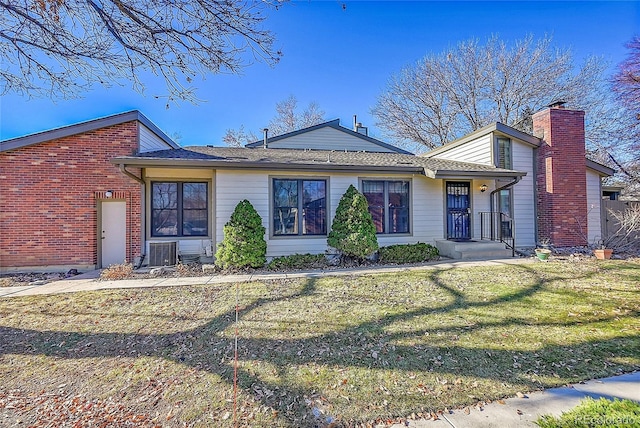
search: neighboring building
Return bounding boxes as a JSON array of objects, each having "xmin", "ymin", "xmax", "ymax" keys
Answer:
[
  {"xmin": 0, "ymin": 104, "xmax": 614, "ymax": 272},
  {"xmin": 0, "ymin": 112, "xmax": 177, "ymax": 272}
]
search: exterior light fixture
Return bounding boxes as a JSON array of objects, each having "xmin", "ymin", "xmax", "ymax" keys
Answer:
[
  {"xmin": 105, "ymin": 190, "xmax": 113, "ymax": 198},
  {"xmin": 480, "ymin": 184, "xmax": 488, "ymax": 193}
]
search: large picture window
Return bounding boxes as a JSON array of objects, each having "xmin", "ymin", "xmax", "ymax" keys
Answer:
[
  {"xmin": 152, "ymin": 182, "xmax": 208, "ymax": 237},
  {"xmin": 362, "ymin": 180, "xmax": 410, "ymax": 234},
  {"xmin": 273, "ymin": 178, "xmax": 326, "ymax": 236}
]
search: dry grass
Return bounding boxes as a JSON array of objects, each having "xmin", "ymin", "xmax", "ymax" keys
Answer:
[
  {"xmin": 99, "ymin": 263, "xmax": 134, "ymax": 281},
  {"xmin": 0, "ymin": 259, "xmax": 639, "ymax": 427}
]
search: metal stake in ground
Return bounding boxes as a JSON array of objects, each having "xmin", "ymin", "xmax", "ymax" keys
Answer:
[{"xmin": 233, "ymin": 280, "xmax": 239, "ymax": 428}]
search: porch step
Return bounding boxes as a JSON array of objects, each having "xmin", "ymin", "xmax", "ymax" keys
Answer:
[{"xmin": 435, "ymin": 240, "xmax": 513, "ymax": 260}]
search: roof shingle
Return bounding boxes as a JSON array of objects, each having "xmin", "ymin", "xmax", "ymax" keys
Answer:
[{"xmin": 113, "ymin": 146, "xmax": 526, "ymax": 179}]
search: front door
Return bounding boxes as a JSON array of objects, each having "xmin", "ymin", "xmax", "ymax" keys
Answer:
[
  {"xmin": 446, "ymin": 182, "xmax": 471, "ymax": 240},
  {"xmin": 101, "ymin": 201, "xmax": 126, "ymax": 267}
]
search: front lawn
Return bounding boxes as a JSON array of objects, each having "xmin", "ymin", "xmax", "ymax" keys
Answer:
[{"xmin": 0, "ymin": 260, "xmax": 638, "ymax": 427}]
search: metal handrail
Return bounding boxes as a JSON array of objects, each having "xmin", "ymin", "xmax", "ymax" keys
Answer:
[{"xmin": 480, "ymin": 212, "xmax": 515, "ymax": 256}]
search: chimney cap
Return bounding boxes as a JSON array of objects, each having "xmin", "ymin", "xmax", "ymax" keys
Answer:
[{"xmin": 548, "ymin": 100, "xmax": 567, "ymax": 109}]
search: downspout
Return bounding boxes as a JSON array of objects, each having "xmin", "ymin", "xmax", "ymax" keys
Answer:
[
  {"xmin": 118, "ymin": 164, "xmax": 146, "ymax": 268},
  {"xmin": 489, "ymin": 176, "xmax": 522, "ymax": 256},
  {"xmin": 489, "ymin": 176, "xmax": 522, "ymax": 213},
  {"xmin": 119, "ymin": 164, "xmax": 145, "ymax": 184},
  {"xmin": 532, "ymin": 146, "xmax": 540, "ymax": 247}
]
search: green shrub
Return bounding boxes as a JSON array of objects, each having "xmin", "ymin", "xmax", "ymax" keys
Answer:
[
  {"xmin": 378, "ymin": 243, "xmax": 439, "ymax": 264},
  {"xmin": 267, "ymin": 253, "xmax": 328, "ymax": 271},
  {"xmin": 536, "ymin": 397, "xmax": 640, "ymax": 428},
  {"xmin": 215, "ymin": 200, "xmax": 267, "ymax": 269},
  {"xmin": 327, "ymin": 185, "xmax": 378, "ymax": 260}
]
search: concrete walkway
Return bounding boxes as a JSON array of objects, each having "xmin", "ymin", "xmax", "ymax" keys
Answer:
[
  {"xmin": 1, "ymin": 257, "xmax": 638, "ymax": 426},
  {"xmin": 391, "ymin": 371, "xmax": 640, "ymax": 428},
  {"xmin": 0, "ymin": 257, "xmax": 531, "ymax": 298}
]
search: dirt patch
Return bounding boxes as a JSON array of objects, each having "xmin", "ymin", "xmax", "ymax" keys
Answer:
[{"xmin": 0, "ymin": 272, "xmax": 69, "ymax": 288}]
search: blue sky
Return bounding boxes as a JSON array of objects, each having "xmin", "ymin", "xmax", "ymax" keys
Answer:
[{"xmin": 1, "ymin": 1, "xmax": 638, "ymax": 146}]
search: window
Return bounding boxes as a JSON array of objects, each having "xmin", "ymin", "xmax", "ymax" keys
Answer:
[
  {"xmin": 273, "ymin": 179, "xmax": 326, "ymax": 236},
  {"xmin": 362, "ymin": 180, "xmax": 410, "ymax": 234},
  {"xmin": 151, "ymin": 182, "xmax": 208, "ymax": 237},
  {"xmin": 497, "ymin": 189, "xmax": 512, "ymax": 216},
  {"xmin": 497, "ymin": 188, "xmax": 513, "ymax": 238},
  {"xmin": 497, "ymin": 138, "xmax": 512, "ymax": 169}
]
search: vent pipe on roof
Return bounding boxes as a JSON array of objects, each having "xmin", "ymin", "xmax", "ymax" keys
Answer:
[
  {"xmin": 352, "ymin": 114, "xmax": 368, "ymax": 136},
  {"xmin": 263, "ymin": 128, "xmax": 268, "ymax": 149}
]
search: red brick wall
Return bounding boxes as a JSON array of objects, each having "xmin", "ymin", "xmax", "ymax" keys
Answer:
[
  {"xmin": 533, "ymin": 107, "xmax": 588, "ymax": 246},
  {"xmin": 0, "ymin": 122, "xmax": 143, "ymax": 271}
]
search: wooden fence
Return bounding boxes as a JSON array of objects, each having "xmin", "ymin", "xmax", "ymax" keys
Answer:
[{"xmin": 601, "ymin": 200, "xmax": 640, "ymax": 240}]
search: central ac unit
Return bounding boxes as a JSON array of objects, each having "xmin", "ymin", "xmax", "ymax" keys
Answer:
[{"xmin": 148, "ymin": 242, "xmax": 177, "ymax": 266}]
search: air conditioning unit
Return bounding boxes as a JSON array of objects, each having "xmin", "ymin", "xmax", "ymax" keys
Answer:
[{"xmin": 148, "ymin": 242, "xmax": 177, "ymax": 266}]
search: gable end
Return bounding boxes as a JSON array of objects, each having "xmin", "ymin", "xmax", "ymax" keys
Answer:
[
  {"xmin": 245, "ymin": 119, "xmax": 412, "ymax": 154},
  {"xmin": 0, "ymin": 110, "xmax": 178, "ymax": 153}
]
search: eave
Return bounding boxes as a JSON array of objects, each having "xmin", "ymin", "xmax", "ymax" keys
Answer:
[
  {"xmin": 430, "ymin": 169, "xmax": 528, "ymax": 180},
  {"xmin": 586, "ymin": 159, "xmax": 615, "ymax": 176},
  {"xmin": 112, "ymin": 156, "xmax": 528, "ymax": 181},
  {"xmin": 110, "ymin": 157, "xmax": 425, "ymax": 175}
]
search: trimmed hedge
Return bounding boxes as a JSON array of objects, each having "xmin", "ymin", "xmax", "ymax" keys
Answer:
[
  {"xmin": 267, "ymin": 253, "xmax": 328, "ymax": 271},
  {"xmin": 378, "ymin": 242, "xmax": 439, "ymax": 264}
]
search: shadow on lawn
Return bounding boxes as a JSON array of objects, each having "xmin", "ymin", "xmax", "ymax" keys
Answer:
[{"xmin": 0, "ymin": 265, "xmax": 638, "ymax": 426}]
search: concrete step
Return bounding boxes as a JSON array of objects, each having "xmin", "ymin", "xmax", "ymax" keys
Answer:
[{"xmin": 435, "ymin": 239, "xmax": 513, "ymax": 260}]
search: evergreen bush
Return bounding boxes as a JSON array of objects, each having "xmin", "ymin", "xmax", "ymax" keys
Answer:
[
  {"xmin": 327, "ymin": 184, "xmax": 378, "ymax": 260},
  {"xmin": 215, "ymin": 200, "xmax": 267, "ymax": 269},
  {"xmin": 378, "ymin": 242, "xmax": 439, "ymax": 264},
  {"xmin": 267, "ymin": 253, "xmax": 328, "ymax": 271}
]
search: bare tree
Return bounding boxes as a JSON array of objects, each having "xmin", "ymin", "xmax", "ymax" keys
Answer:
[
  {"xmin": 267, "ymin": 95, "xmax": 325, "ymax": 136},
  {"xmin": 587, "ymin": 95, "xmax": 640, "ymax": 197},
  {"xmin": 223, "ymin": 95, "xmax": 325, "ymax": 146},
  {"xmin": 590, "ymin": 36, "xmax": 640, "ymax": 196},
  {"xmin": 0, "ymin": 0, "xmax": 284, "ymax": 102},
  {"xmin": 373, "ymin": 35, "xmax": 607, "ymax": 151},
  {"xmin": 613, "ymin": 35, "xmax": 640, "ymax": 112},
  {"xmin": 222, "ymin": 125, "xmax": 258, "ymax": 148}
]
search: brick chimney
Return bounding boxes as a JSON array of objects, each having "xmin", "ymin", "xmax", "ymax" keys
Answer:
[{"xmin": 533, "ymin": 102, "xmax": 588, "ymax": 247}]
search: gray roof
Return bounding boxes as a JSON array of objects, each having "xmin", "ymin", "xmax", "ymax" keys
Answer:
[
  {"xmin": 112, "ymin": 146, "xmax": 526, "ymax": 179},
  {"xmin": 0, "ymin": 110, "xmax": 179, "ymax": 152},
  {"xmin": 245, "ymin": 119, "xmax": 414, "ymax": 155}
]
